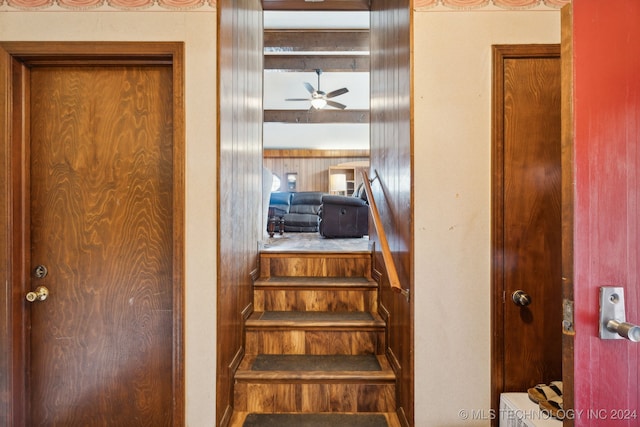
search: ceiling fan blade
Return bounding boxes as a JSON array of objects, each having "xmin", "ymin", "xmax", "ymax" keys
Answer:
[
  {"xmin": 303, "ymin": 82, "xmax": 316, "ymax": 95},
  {"xmin": 285, "ymin": 98, "xmax": 312, "ymax": 101},
  {"xmin": 326, "ymin": 100, "xmax": 347, "ymax": 110},
  {"xmin": 325, "ymin": 87, "xmax": 349, "ymax": 99}
]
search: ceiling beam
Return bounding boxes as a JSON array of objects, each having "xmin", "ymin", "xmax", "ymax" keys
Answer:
[
  {"xmin": 264, "ymin": 30, "xmax": 369, "ymax": 53},
  {"xmin": 264, "ymin": 149, "xmax": 370, "ymax": 158},
  {"xmin": 262, "ymin": 0, "xmax": 370, "ymax": 11},
  {"xmin": 264, "ymin": 54, "xmax": 369, "ymax": 71},
  {"xmin": 264, "ymin": 109, "xmax": 370, "ymax": 123}
]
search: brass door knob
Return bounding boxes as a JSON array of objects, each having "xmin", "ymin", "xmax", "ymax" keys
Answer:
[
  {"xmin": 512, "ymin": 290, "xmax": 531, "ymax": 307},
  {"xmin": 26, "ymin": 286, "xmax": 49, "ymax": 302}
]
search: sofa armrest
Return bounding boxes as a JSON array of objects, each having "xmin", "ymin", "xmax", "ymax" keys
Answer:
[
  {"xmin": 321, "ymin": 194, "xmax": 368, "ymax": 208},
  {"xmin": 269, "ymin": 191, "xmax": 292, "ymax": 216},
  {"xmin": 290, "ymin": 191, "xmax": 323, "ymax": 211}
]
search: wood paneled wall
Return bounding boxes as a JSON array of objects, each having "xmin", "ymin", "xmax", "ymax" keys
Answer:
[
  {"xmin": 263, "ymin": 150, "xmax": 369, "ymax": 192},
  {"xmin": 370, "ymin": 1, "xmax": 413, "ymax": 425},
  {"xmin": 217, "ymin": 1, "xmax": 264, "ymax": 425}
]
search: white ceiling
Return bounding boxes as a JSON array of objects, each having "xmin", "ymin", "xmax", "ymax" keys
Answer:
[
  {"xmin": 263, "ymin": 11, "xmax": 370, "ymax": 151},
  {"xmin": 264, "ymin": 71, "xmax": 369, "ymax": 110},
  {"xmin": 263, "ymin": 11, "xmax": 369, "ymax": 30}
]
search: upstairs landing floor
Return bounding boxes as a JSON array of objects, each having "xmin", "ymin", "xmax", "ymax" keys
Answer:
[{"xmin": 260, "ymin": 232, "xmax": 372, "ymax": 253}]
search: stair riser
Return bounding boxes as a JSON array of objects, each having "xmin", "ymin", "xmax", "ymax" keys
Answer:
[
  {"xmin": 234, "ymin": 382, "xmax": 396, "ymax": 413},
  {"xmin": 245, "ymin": 330, "xmax": 385, "ymax": 355},
  {"xmin": 254, "ymin": 289, "xmax": 378, "ymax": 312},
  {"xmin": 260, "ymin": 255, "xmax": 372, "ymax": 278}
]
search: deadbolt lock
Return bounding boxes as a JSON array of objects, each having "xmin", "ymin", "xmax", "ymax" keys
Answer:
[{"xmin": 33, "ymin": 264, "xmax": 48, "ymax": 279}]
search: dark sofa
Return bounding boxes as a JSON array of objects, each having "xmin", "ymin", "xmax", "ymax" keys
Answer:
[
  {"xmin": 268, "ymin": 188, "xmax": 369, "ymax": 238},
  {"xmin": 319, "ymin": 194, "xmax": 369, "ymax": 238},
  {"xmin": 268, "ymin": 191, "xmax": 324, "ymax": 233}
]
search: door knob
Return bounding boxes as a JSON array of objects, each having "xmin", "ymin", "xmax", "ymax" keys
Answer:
[
  {"xmin": 599, "ymin": 287, "xmax": 640, "ymax": 342},
  {"xmin": 512, "ymin": 290, "xmax": 532, "ymax": 307},
  {"xmin": 26, "ymin": 286, "xmax": 49, "ymax": 302}
]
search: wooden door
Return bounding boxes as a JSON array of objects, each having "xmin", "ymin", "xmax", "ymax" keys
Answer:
[
  {"xmin": 491, "ymin": 45, "xmax": 562, "ymax": 414},
  {"xmin": 0, "ymin": 43, "xmax": 184, "ymax": 427}
]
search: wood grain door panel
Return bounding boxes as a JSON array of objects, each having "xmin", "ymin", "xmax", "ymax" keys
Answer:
[
  {"xmin": 29, "ymin": 64, "xmax": 174, "ymax": 425},
  {"xmin": 0, "ymin": 42, "xmax": 185, "ymax": 427},
  {"xmin": 492, "ymin": 45, "xmax": 562, "ymax": 416}
]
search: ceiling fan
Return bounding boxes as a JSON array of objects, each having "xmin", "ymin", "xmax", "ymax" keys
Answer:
[{"xmin": 285, "ymin": 69, "xmax": 349, "ymax": 110}]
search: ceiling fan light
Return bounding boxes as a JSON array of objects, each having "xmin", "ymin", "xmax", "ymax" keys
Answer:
[{"xmin": 311, "ymin": 98, "xmax": 327, "ymax": 109}]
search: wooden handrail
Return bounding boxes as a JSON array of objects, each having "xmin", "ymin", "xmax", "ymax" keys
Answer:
[{"xmin": 361, "ymin": 170, "xmax": 409, "ymax": 301}]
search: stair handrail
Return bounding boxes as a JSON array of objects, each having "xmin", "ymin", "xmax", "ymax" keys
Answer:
[{"xmin": 361, "ymin": 170, "xmax": 410, "ymax": 301}]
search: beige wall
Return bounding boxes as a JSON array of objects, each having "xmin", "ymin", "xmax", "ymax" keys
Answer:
[
  {"xmin": 0, "ymin": 11, "xmax": 219, "ymax": 426},
  {"xmin": 413, "ymin": 10, "xmax": 560, "ymax": 426}
]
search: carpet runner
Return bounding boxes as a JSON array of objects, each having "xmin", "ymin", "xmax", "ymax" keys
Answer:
[{"xmin": 250, "ymin": 354, "xmax": 381, "ymax": 371}]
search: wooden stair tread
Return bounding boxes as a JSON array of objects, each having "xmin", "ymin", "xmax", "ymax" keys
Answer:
[
  {"xmin": 254, "ymin": 276, "xmax": 377, "ymax": 289},
  {"xmin": 229, "ymin": 411, "xmax": 402, "ymax": 427},
  {"xmin": 236, "ymin": 354, "xmax": 395, "ymax": 382},
  {"xmin": 241, "ymin": 412, "xmax": 390, "ymax": 427},
  {"xmin": 260, "ymin": 249, "xmax": 373, "ymax": 256},
  {"xmin": 246, "ymin": 311, "xmax": 386, "ymax": 328}
]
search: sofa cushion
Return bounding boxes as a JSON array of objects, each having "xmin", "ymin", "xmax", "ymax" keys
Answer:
[
  {"xmin": 282, "ymin": 213, "xmax": 320, "ymax": 232},
  {"xmin": 353, "ymin": 182, "xmax": 368, "ymax": 202},
  {"xmin": 289, "ymin": 192, "xmax": 324, "ymax": 215}
]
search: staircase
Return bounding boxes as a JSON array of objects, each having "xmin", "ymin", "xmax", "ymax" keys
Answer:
[{"xmin": 229, "ymin": 247, "xmax": 400, "ymax": 427}]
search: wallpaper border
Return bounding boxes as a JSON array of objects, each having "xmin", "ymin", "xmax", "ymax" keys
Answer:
[
  {"xmin": 0, "ymin": 0, "xmax": 216, "ymax": 11},
  {"xmin": 0, "ymin": 0, "xmax": 569, "ymax": 12},
  {"xmin": 414, "ymin": 0, "xmax": 569, "ymax": 11}
]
